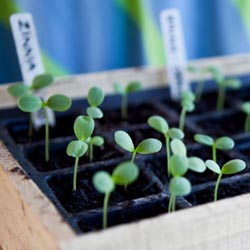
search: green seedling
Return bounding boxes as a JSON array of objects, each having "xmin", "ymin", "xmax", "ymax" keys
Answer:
[
  {"xmin": 147, "ymin": 115, "xmax": 184, "ymax": 176},
  {"xmin": 241, "ymin": 102, "xmax": 250, "ymax": 133},
  {"xmin": 115, "ymin": 130, "xmax": 162, "ymax": 162},
  {"xmin": 86, "ymin": 86, "xmax": 105, "ymax": 119},
  {"xmin": 207, "ymin": 66, "xmax": 241, "ymax": 111},
  {"xmin": 67, "ymin": 115, "xmax": 95, "ymax": 190},
  {"xmin": 187, "ymin": 65, "xmax": 208, "ymax": 102},
  {"xmin": 86, "ymin": 135, "xmax": 105, "ymax": 163},
  {"xmin": 7, "ymin": 73, "xmax": 54, "ymax": 137},
  {"xmin": 205, "ymin": 159, "xmax": 246, "ymax": 201},
  {"xmin": 18, "ymin": 93, "xmax": 71, "ymax": 162},
  {"xmin": 93, "ymin": 161, "xmax": 139, "ymax": 228},
  {"xmin": 113, "ymin": 81, "xmax": 142, "ymax": 119},
  {"xmin": 168, "ymin": 139, "xmax": 206, "ymax": 212},
  {"xmin": 179, "ymin": 90, "xmax": 195, "ymax": 131},
  {"xmin": 194, "ymin": 134, "xmax": 234, "ymax": 162}
]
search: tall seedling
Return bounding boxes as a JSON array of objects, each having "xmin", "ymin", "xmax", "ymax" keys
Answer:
[
  {"xmin": 93, "ymin": 161, "xmax": 139, "ymax": 228},
  {"xmin": 18, "ymin": 93, "xmax": 71, "ymax": 162},
  {"xmin": 7, "ymin": 73, "xmax": 53, "ymax": 137},
  {"xmin": 113, "ymin": 81, "xmax": 142, "ymax": 119}
]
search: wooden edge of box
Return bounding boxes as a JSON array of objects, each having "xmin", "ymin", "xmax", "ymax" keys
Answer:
[
  {"xmin": 1, "ymin": 53, "xmax": 250, "ymax": 109},
  {"xmin": 59, "ymin": 192, "xmax": 250, "ymax": 250},
  {"xmin": 0, "ymin": 141, "xmax": 75, "ymax": 250}
]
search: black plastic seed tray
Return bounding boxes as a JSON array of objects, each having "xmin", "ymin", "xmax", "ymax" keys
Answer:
[{"xmin": 1, "ymin": 76, "xmax": 250, "ymax": 234}]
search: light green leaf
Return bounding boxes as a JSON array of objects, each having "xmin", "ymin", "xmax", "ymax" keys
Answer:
[
  {"xmin": 112, "ymin": 161, "xmax": 139, "ymax": 186},
  {"xmin": 18, "ymin": 94, "xmax": 42, "ymax": 112},
  {"xmin": 66, "ymin": 140, "xmax": 88, "ymax": 158},
  {"xmin": 194, "ymin": 134, "xmax": 214, "ymax": 146},
  {"xmin": 169, "ymin": 155, "xmax": 189, "ymax": 176},
  {"xmin": 113, "ymin": 83, "xmax": 125, "ymax": 95},
  {"xmin": 188, "ymin": 157, "xmax": 206, "ymax": 173},
  {"xmin": 7, "ymin": 84, "xmax": 29, "ymax": 97},
  {"xmin": 147, "ymin": 115, "xmax": 169, "ymax": 134},
  {"xmin": 221, "ymin": 159, "xmax": 246, "ymax": 175},
  {"xmin": 182, "ymin": 90, "xmax": 195, "ymax": 102},
  {"xmin": 136, "ymin": 138, "xmax": 162, "ymax": 154},
  {"xmin": 169, "ymin": 176, "xmax": 191, "ymax": 196},
  {"xmin": 115, "ymin": 131, "xmax": 134, "ymax": 152},
  {"xmin": 91, "ymin": 136, "xmax": 104, "ymax": 147},
  {"xmin": 241, "ymin": 102, "xmax": 250, "ymax": 115},
  {"xmin": 126, "ymin": 81, "xmax": 142, "ymax": 94},
  {"xmin": 87, "ymin": 86, "xmax": 104, "ymax": 107},
  {"xmin": 205, "ymin": 160, "xmax": 221, "ymax": 174},
  {"xmin": 171, "ymin": 139, "xmax": 187, "ymax": 156},
  {"xmin": 215, "ymin": 137, "xmax": 234, "ymax": 150},
  {"xmin": 182, "ymin": 99, "xmax": 195, "ymax": 112},
  {"xmin": 93, "ymin": 171, "xmax": 115, "ymax": 194},
  {"xmin": 31, "ymin": 73, "xmax": 53, "ymax": 90},
  {"xmin": 74, "ymin": 116, "xmax": 94, "ymax": 141},
  {"xmin": 207, "ymin": 66, "xmax": 224, "ymax": 83},
  {"xmin": 87, "ymin": 107, "xmax": 103, "ymax": 119},
  {"xmin": 46, "ymin": 94, "xmax": 72, "ymax": 112},
  {"xmin": 223, "ymin": 79, "xmax": 241, "ymax": 89},
  {"xmin": 168, "ymin": 128, "xmax": 184, "ymax": 140}
]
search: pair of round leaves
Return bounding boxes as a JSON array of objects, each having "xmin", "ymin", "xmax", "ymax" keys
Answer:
[
  {"xmin": 73, "ymin": 116, "xmax": 95, "ymax": 141},
  {"xmin": 87, "ymin": 86, "xmax": 105, "ymax": 119},
  {"xmin": 206, "ymin": 159, "xmax": 246, "ymax": 175},
  {"xmin": 169, "ymin": 154, "xmax": 205, "ymax": 177},
  {"xmin": 113, "ymin": 81, "xmax": 142, "ymax": 95},
  {"xmin": 114, "ymin": 131, "xmax": 162, "ymax": 155},
  {"xmin": 93, "ymin": 161, "xmax": 139, "ymax": 194},
  {"xmin": 147, "ymin": 115, "xmax": 184, "ymax": 139},
  {"xmin": 18, "ymin": 94, "xmax": 72, "ymax": 113},
  {"xmin": 8, "ymin": 73, "xmax": 53, "ymax": 97},
  {"xmin": 170, "ymin": 139, "xmax": 206, "ymax": 174},
  {"xmin": 194, "ymin": 134, "xmax": 234, "ymax": 150},
  {"xmin": 181, "ymin": 90, "xmax": 195, "ymax": 112}
]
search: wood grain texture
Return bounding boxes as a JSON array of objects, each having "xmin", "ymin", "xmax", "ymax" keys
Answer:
[
  {"xmin": 60, "ymin": 193, "xmax": 250, "ymax": 250},
  {"xmin": 1, "ymin": 53, "xmax": 250, "ymax": 109},
  {"xmin": 0, "ymin": 141, "xmax": 75, "ymax": 250}
]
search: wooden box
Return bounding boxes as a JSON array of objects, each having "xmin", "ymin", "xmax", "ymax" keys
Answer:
[{"xmin": 1, "ymin": 54, "xmax": 250, "ymax": 250}]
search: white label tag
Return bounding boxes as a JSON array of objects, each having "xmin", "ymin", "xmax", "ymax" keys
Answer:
[
  {"xmin": 160, "ymin": 9, "xmax": 189, "ymax": 99},
  {"xmin": 10, "ymin": 13, "xmax": 55, "ymax": 129}
]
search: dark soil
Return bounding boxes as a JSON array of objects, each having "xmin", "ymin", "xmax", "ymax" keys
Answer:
[
  {"xmin": 47, "ymin": 164, "xmax": 163, "ymax": 213},
  {"xmin": 25, "ymin": 139, "xmax": 123, "ymax": 172},
  {"xmin": 193, "ymin": 110, "xmax": 245, "ymax": 137},
  {"xmin": 7, "ymin": 114, "xmax": 77, "ymax": 144},
  {"xmin": 162, "ymin": 91, "xmax": 233, "ymax": 116},
  {"xmin": 185, "ymin": 174, "xmax": 250, "ymax": 205}
]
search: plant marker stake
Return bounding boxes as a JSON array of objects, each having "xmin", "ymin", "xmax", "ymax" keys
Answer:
[
  {"xmin": 10, "ymin": 13, "xmax": 55, "ymax": 130},
  {"xmin": 160, "ymin": 9, "xmax": 189, "ymax": 100}
]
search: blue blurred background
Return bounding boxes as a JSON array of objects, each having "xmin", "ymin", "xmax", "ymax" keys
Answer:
[{"xmin": 1, "ymin": 0, "xmax": 250, "ymax": 83}]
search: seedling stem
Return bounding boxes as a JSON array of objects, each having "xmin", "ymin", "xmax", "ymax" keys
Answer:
[
  {"xmin": 214, "ymin": 172, "xmax": 222, "ymax": 201},
  {"xmin": 73, "ymin": 157, "xmax": 80, "ymax": 191}
]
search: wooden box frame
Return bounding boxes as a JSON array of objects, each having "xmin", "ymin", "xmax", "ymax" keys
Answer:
[{"xmin": 1, "ymin": 54, "xmax": 250, "ymax": 250}]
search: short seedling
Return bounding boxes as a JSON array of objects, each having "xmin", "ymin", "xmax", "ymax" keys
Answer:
[
  {"xmin": 113, "ymin": 81, "xmax": 142, "ymax": 119},
  {"xmin": 179, "ymin": 90, "xmax": 195, "ymax": 131},
  {"xmin": 147, "ymin": 115, "xmax": 184, "ymax": 176},
  {"xmin": 207, "ymin": 66, "xmax": 241, "ymax": 111},
  {"xmin": 241, "ymin": 102, "xmax": 250, "ymax": 133},
  {"xmin": 205, "ymin": 159, "xmax": 246, "ymax": 201},
  {"xmin": 86, "ymin": 135, "xmax": 105, "ymax": 163},
  {"xmin": 114, "ymin": 130, "xmax": 162, "ymax": 162},
  {"xmin": 168, "ymin": 139, "xmax": 206, "ymax": 212},
  {"xmin": 86, "ymin": 86, "xmax": 105, "ymax": 119},
  {"xmin": 93, "ymin": 161, "xmax": 139, "ymax": 228},
  {"xmin": 7, "ymin": 73, "xmax": 54, "ymax": 137},
  {"xmin": 18, "ymin": 93, "xmax": 71, "ymax": 162},
  {"xmin": 187, "ymin": 65, "xmax": 208, "ymax": 102},
  {"xmin": 67, "ymin": 115, "xmax": 94, "ymax": 190},
  {"xmin": 194, "ymin": 134, "xmax": 234, "ymax": 162}
]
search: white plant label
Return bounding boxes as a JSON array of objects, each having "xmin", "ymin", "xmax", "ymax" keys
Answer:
[
  {"xmin": 10, "ymin": 13, "xmax": 55, "ymax": 129},
  {"xmin": 160, "ymin": 9, "xmax": 189, "ymax": 99}
]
